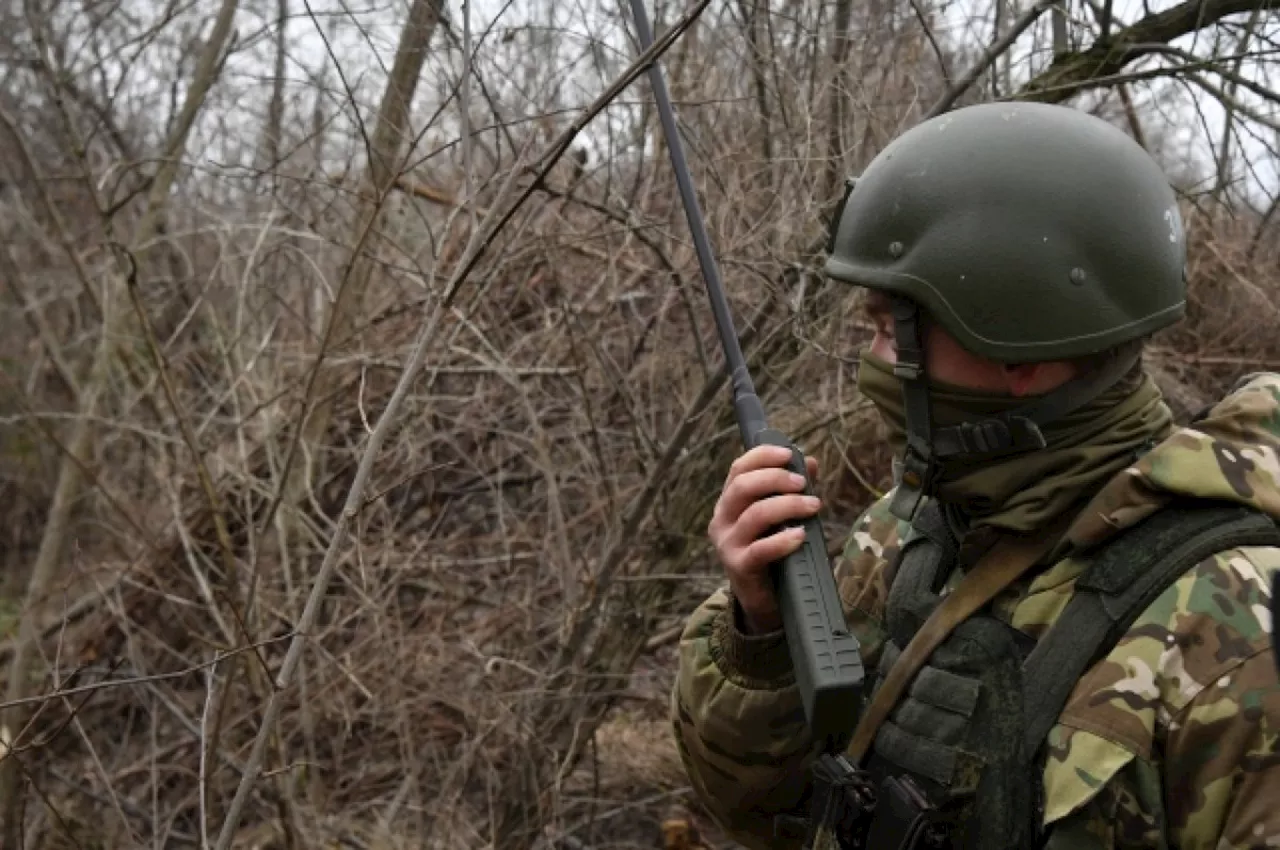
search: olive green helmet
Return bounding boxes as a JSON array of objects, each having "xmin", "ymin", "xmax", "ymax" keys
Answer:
[
  {"xmin": 826, "ymin": 101, "xmax": 1186, "ymax": 363},
  {"xmin": 825, "ymin": 102, "xmax": 1187, "ymax": 522}
]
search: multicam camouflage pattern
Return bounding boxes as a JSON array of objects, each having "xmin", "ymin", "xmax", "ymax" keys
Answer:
[{"xmin": 671, "ymin": 372, "xmax": 1280, "ymax": 850}]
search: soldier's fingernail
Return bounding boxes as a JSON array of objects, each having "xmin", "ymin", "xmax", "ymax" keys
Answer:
[
  {"xmin": 804, "ymin": 496, "xmax": 821, "ymax": 509},
  {"xmin": 789, "ymin": 473, "xmax": 806, "ymax": 487}
]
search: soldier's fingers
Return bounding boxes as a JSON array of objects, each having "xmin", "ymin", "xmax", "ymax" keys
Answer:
[
  {"xmin": 725, "ymin": 445, "xmax": 794, "ymax": 486},
  {"xmin": 730, "ymin": 493, "xmax": 821, "ymax": 552},
  {"xmin": 740, "ymin": 527, "xmax": 808, "ymax": 574},
  {"xmin": 805, "ymin": 455, "xmax": 819, "ymax": 480},
  {"xmin": 719, "ymin": 467, "xmax": 809, "ymax": 526},
  {"xmin": 727, "ymin": 527, "xmax": 807, "ymax": 588}
]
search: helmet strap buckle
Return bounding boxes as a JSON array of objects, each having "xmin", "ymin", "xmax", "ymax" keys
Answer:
[
  {"xmin": 935, "ymin": 416, "xmax": 1048, "ymax": 458},
  {"xmin": 889, "ymin": 446, "xmax": 931, "ymax": 523},
  {"xmin": 893, "ymin": 361, "xmax": 923, "ymax": 382}
]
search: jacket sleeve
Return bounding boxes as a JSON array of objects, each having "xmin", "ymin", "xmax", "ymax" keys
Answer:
[{"xmin": 670, "ymin": 496, "xmax": 903, "ymax": 849}]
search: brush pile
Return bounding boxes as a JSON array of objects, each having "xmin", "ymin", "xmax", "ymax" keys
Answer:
[{"xmin": 0, "ymin": 2, "xmax": 1277, "ymax": 848}]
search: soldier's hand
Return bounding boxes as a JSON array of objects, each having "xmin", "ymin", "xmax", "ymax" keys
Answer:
[{"xmin": 707, "ymin": 444, "xmax": 821, "ymax": 635}]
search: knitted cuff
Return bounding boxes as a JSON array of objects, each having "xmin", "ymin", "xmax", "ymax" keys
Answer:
[{"xmin": 708, "ymin": 595, "xmax": 795, "ymax": 689}]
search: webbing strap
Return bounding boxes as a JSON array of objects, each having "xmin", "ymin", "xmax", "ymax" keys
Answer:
[
  {"xmin": 888, "ymin": 297, "xmax": 934, "ymax": 523},
  {"xmin": 1022, "ymin": 503, "xmax": 1280, "ymax": 756},
  {"xmin": 846, "ymin": 530, "xmax": 1057, "ymax": 765}
]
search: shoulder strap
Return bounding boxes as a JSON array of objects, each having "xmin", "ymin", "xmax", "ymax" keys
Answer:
[
  {"xmin": 1022, "ymin": 500, "xmax": 1280, "ymax": 756},
  {"xmin": 847, "ymin": 529, "xmax": 1056, "ymax": 766}
]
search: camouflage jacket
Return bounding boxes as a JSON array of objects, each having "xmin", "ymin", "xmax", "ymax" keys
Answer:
[{"xmin": 672, "ymin": 373, "xmax": 1280, "ymax": 850}]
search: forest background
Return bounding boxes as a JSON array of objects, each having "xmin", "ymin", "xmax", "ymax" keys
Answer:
[{"xmin": 0, "ymin": 0, "xmax": 1277, "ymax": 848}]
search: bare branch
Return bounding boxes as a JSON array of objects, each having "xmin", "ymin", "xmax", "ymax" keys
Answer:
[
  {"xmin": 926, "ymin": 0, "xmax": 1058, "ymax": 119},
  {"xmin": 1019, "ymin": 0, "xmax": 1273, "ymax": 102}
]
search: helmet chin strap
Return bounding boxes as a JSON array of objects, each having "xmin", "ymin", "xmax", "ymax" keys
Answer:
[
  {"xmin": 886, "ymin": 295, "xmax": 1144, "ymax": 524},
  {"xmin": 886, "ymin": 297, "xmax": 936, "ymax": 523}
]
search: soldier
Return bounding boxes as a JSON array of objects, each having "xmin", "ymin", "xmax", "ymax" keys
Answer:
[{"xmin": 671, "ymin": 102, "xmax": 1280, "ymax": 850}]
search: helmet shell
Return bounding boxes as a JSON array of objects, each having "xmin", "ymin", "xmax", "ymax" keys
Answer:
[{"xmin": 825, "ymin": 102, "xmax": 1187, "ymax": 362}]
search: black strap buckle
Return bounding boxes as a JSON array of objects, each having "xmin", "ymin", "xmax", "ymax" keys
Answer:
[
  {"xmin": 955, "ymin": 420, "xmax": 1010, "ymax": 454},
  {"xmin": 863, "ymin": 775, "xmax": 951, "ymax": 850},
  {"xmin": 783, "ymin": 753, "xmax": 878, "ymax": 850},
  {"xmin": 937, "ymin": 416, "xmax": 1047, "ymax": 458},
  {"xmin": 789, "ymin": 763, "xmax": 954, "ymax": 850},
  {"xmin": 889, "ymin": 445, "xmax": 932, "ymax": 523},
  {"xmin": 893, "ymin": 359, "xmax": 923, "ymax": 381}
]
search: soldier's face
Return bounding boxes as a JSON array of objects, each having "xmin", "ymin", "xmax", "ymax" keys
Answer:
[{"xmin": 861, "ymin": 291, "xmax": 1078, "ymax": 398}]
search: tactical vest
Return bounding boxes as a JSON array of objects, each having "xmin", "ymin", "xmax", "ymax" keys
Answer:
[{"xmin": 824, "ymin": 497, "xmax": 1280, "ymax": 850}]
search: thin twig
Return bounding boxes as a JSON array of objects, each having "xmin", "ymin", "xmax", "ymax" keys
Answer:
[
  {"xmin": 0, "ymin": 636, "xmax": 290, "ymax": 712},
  {"xmin": 116, "ymin": 244, "xmax": 246, "ymax": 608}
]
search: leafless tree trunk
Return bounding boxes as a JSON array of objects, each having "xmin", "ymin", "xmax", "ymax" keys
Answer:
[
  {"xmin": 0, "ymin": 0, "xmax": 243, "ymax": 841},
  {"xmin": 258, "ymin": 0, "xmax": 290, "ymax": 174},
  {"xmin": 1212, "ymin": 6, "xmax": 1263, "ymax": 205},
  {"xmin": 276, "ymin": 0, "xmax": 445, "ymax": 510},
  {"xmin": 1052, "ymin": 0, "xmax": 1069, "ymax": 56}
]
